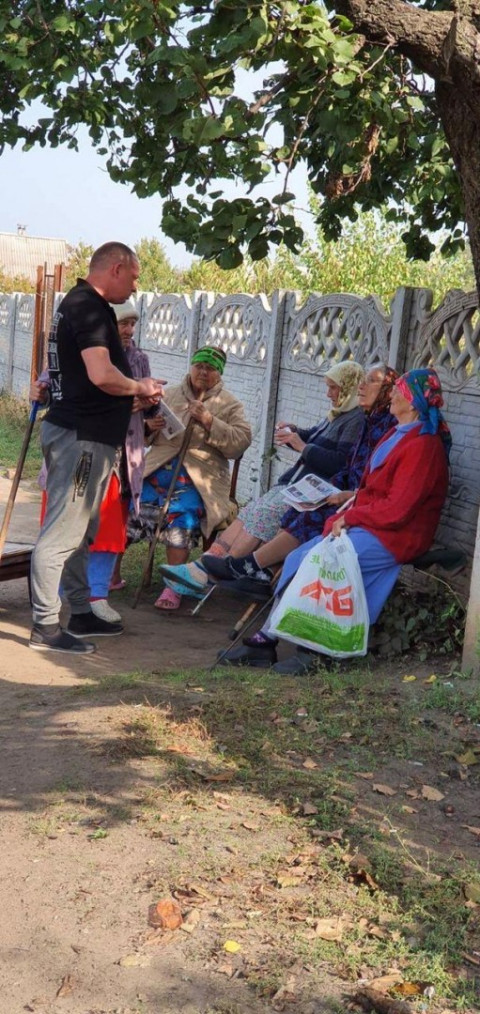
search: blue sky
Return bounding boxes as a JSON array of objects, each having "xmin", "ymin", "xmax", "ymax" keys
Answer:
[
  {"xmin": 0, "ymin": 128, "xmax": 314, "ymax": 269},
  {"xmin": 0, "ymin": 136, "xmax": 192, "ymax": 267}
]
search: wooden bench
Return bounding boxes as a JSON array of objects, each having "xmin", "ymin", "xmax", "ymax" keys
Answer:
[{"xmin": 0, "ymin": 542, "xmax": 34, "ymax": 600}]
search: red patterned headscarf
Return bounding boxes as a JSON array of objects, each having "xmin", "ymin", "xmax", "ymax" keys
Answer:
[{"xmin": 395, "ymin": 369, "xmax": 452, "ymax": 458}]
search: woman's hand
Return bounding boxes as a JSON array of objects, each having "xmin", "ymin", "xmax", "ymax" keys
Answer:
[
  {"xmin": 331, "ymin": 515, "xmax": 347, "ymax": 537},
  {"xmin": 327, "ymin": 490, "xmax": 354, "ymax": 506},
  {"xmin": 189, "ymin": 400, "xmax": 213, "ymax": 431},
  {"xmin": 275, "ymin": 427, "xmax": 305, "ymax": 452},
  {"xmin": 145, "ymin": 415, "xmax": 166, "ymax": 433}
]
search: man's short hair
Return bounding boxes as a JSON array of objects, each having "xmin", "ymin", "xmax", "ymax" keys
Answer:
[{"xmin": 89, "ymin": 242, "xmax": 137, "ymax": 272}]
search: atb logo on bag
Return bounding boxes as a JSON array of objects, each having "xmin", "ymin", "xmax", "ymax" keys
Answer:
[{"xmin": 300, "ymin": 579, "xmax": 354, "ymax": 616}]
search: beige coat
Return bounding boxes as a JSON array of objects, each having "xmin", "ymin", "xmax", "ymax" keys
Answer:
[{"xmin": 143, "ymin": 376, "xmax": 252, "ymax": 537}]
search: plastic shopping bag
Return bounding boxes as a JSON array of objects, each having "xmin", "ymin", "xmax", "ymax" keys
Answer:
[{"xmin": 269, "ymin": 532, "xmax": 369, "ymax": 658}]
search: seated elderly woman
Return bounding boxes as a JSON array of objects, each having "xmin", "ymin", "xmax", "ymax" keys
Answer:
[
  {"xmin": 162, "ymin": 363, "xmax": 398, "ymax": 599},
  {"xmin": 158, "ymin": 360, "xmax": 365, "ymax": 595},
  {"xmin": 128, "ymin": 346, "xmax": 252, "ymax": 610},
  {"xmin": 219, "ymin": 367, "xmax": 451, "ymax": 673}
]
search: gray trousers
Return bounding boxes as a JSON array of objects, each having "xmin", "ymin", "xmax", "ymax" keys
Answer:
[{"xmin": 31, "ymin": 422, "xmax": 116, "ymax": 626}]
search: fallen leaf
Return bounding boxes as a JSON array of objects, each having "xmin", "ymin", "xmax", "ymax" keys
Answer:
[
  {"xmin": 302, "ymin": 802, "xmax": 318, "ymax": 815},
  {"xmin": 276, "ymin": 873, "xmax": 303, "ymax": 889},
  {"xmin": 241, "ymin": 821, "xmax": 259, "ymax": 831},
  {"xmin": 315, "ymin": 916, "xmax": 343, "ymax": 941},
  {"xmin": 424, "ymin": 674, "xmax": 437, "ymax": 684},
  {"xmin": 372, "ymin": 783, "xmax": 397, "ymax": 796},
  {"xmin": 119, "ymin": 953, "xmax": 151, "ymax": 968},
  {"xmin": 355, "ymin": 772, "xmax": 374, "ymax": 780},
  {"xmin": 302, "ymin": 758, "xmax": 318, "ymax": 770},
  {"xmin": 402, "ymin": 675, "xmax": 417, "ymax": 682},
  {"xmin": 311, "ymin": 827, "xmax": 344, "ymax": 842},
  {"xmin": 462, "ymin": 825, "xmax": 480, "ymax": 837},
  {"xmin": 368, "ymin": 972, "xmax": 404, "ymax": 991},
  {"xmin": 462, "ymin": 951, "xmax": 480, "ymax": 966},
  {"xmin": 56, "ymin": 975, "xmax": 74, "ymax": 998},
  {"xmin": 456, "ymin": 749, "xmax": 480, "ymax": 766},
  {"xmin": 193, "ymin": 768, "xmax": 236, "ymax": 783},
  {"xmin": 224, "ymin": 939, "xmax": 242, "ymax": 953},
  {"xmin": 421, "ymin": 785, "xmax": 445, "ymax": 801},
  {"xmin": 216, "ymin": 960, "xmax": 235, "ymax": 976},
  {"xmin": 463, "ymin": 883, "xmax": 480, "ymax": 904},
  {"xmin": 180, "ymin": 909, "xmax": 201, "ymax": 934},
  {"xmin": 148, "ymin": 898, "xmax": 183, "ymax": 930},
  {"xmin": 401, "ymin": 805, "xmax": 418, "ymax": 814}
]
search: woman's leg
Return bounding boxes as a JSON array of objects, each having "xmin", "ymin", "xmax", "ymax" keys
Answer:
[
  {"xmin": 88, "ymin": 551, "xmax": 117, "ymax": 600},
  {"xmin": 204, "ymin": 520, "xmax": 261, "ymax": 559},
  {"xmin": 253, "ymin": 530, "xmax": 299, "ymax": 569},
  {"xmin": 165, "ymin": 545, "xmax": 190, "ymax": 566}
]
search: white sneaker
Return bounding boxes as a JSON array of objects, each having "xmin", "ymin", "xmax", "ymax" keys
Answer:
[{"xmin": 90, "ymin": 599, "xmax": 122, "ymax": 623}]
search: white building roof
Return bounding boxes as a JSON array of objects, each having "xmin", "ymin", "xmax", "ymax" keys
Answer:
[{"xmin": 0, "ymin": 230, "xmax": 70, "ymax": 283}]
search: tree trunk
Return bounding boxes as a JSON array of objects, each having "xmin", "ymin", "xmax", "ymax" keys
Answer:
[
  {"xmin": 337, "ymin": 0, "xmax": 480, "ymax": 294},
  {"xmin": 437, "ymin": 80, "xmax": 480, "ymax": 295}
]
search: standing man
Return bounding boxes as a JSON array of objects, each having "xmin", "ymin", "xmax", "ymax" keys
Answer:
[{"xmin": 30, "ymin": 242, "xmax": 164, "ymax": 655}]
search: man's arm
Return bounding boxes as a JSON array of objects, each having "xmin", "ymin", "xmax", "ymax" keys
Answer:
[{"xmin": 81, "ymin": 347, "xmax": 164, "ymax": 400}]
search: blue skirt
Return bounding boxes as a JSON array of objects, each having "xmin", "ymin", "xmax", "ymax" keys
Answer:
[{"xmin": 278, "ymin": 528, "xmax": 401, "ymax": 624}]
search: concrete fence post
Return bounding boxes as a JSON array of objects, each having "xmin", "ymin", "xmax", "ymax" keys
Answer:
[{"xmin": 257, "ymin": 290, "xmax": 286, "ymax": 494}]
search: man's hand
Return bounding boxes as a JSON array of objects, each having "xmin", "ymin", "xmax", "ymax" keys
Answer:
[
  {"xmin": 30, "ymin": 379, "xmax": 49, "ymax": 404},
  {"xmin": 188, "ymin": 400, "xmax": 213, "ymax": 431},
  {"xmin": 135, "ymin": 377, "xmax": 165, "ymax": 403}
]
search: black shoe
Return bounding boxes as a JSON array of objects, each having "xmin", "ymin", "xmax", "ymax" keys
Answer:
[
  {"xmin": 29, "ymin": 624, "xmax": 96, "ymax": 654},
  {"xmin": 203, "ymin": 555, "xmax": 272, "ymax": 585},
  {"xmin": 67, "ymin": 611, "xmax": 124, "ymax": 638},
  {"xmin": 272, "ymin": 647, "xmax": 325, "ymax": 676},
  {"xmin": 202, "ymin": 555, "xmax": 238, "ymax": 581},
  {"xmin": 216, "ymin": 642, "xmax": 278, "ymax": 667}
]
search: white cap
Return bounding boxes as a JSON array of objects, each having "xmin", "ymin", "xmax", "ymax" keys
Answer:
[{"xmin": 112, "ymin": 301, "xmax": 139, "ymax": 323}]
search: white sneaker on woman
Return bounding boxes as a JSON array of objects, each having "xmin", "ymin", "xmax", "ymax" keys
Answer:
[{"xmin": 90, "ymin": 599, "xmax": 122, "ymax": 623}]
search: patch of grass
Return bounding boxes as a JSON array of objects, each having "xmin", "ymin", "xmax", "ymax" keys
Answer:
[
  {"xmin": 0, "ymin": 391, "xmax": 43, "ymax": 478},
  {"xmin": 73, "ymin": 656, "xmax": 480, "ymax": 1009}
]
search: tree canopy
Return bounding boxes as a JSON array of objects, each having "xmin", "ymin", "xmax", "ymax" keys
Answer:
[{"xmin": 2, "ymin": 2, "xmax": 479, "ymax": 288}]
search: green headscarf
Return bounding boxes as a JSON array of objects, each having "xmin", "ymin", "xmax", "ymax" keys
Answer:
[{"xmin": 191, "ymin": 347, "xmax": 226, "ymax": 375}]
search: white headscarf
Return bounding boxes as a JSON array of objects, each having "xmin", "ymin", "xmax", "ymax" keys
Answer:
[{"xmin": 324, "ymin": 362, "xmax": 365, "ymax": 420}]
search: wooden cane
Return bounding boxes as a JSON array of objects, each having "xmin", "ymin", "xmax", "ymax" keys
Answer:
[
  {"xmin": 0, "ymin": 262, "xmax": 57, "ymax": 560},
  {"xmin": 132, "ymin": 392, "xmax": 205, "ymax": 608}
]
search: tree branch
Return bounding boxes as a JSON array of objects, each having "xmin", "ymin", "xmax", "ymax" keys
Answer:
[{"xmin": 335, "ymin": 0, "xmax": 480, "ymax": 82}]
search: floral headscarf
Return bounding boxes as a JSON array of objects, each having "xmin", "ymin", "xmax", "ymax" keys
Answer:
[
  {"xmin": 325, "ymin": 361, "xmax": 365, "ymax": 420},
  {"xmin": 395, "ymin": 368, "xmax": 452, "ymax": 459}
]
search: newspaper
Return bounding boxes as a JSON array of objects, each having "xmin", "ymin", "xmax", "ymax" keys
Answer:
[
  {"xmin": 159, "ymin": 402, "xmax": 186, "ymax": 440},
  {"xmin": 283, "ymin": 473, "xmax": 340, "ymax": 512}
]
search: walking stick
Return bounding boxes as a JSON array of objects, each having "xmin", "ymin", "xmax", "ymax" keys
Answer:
[
  {"xmin": 0, "ymin": 262, "xmax": 62, "ymax": 561},
  {"xmin": 0, "ymin": 401, "xmax": 40, "ymax": 560},
  {"xmin": 132, "ymin": 394, "xmax": 204, "ymax": 608}
]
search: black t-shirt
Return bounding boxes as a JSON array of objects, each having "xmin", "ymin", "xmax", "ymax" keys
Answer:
[{"xmin": 45, "ymin": 279, "xmax": 134, "ymax": 447}]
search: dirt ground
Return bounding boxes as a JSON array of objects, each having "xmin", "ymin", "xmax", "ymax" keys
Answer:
[{"xmin": 1, "ymin": 479, "xmax": 479, "ymax": 1014}]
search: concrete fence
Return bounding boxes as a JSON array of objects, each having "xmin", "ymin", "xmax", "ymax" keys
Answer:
[{"xmin": 1, "ymin": 284, "xmax": 480, "ymax": 666}]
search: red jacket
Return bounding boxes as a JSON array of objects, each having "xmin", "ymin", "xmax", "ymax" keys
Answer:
[{"xmin": 322, "ymin": 426, "xmax": 449, "ymax": 563}]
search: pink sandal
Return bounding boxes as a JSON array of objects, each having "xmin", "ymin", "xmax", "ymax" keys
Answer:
[{"xmin": 154, "ymin": 587, "xmax": 182, "ymax": 611}]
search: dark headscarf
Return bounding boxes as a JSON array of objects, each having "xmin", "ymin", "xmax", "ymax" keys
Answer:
[
  {"xmin": 396, "ymin": 368, "xmax": 452, "ymax": 459},
  {"xmin": 370, "ymin": 365, "xmax": 399, "ymax": 414}
]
